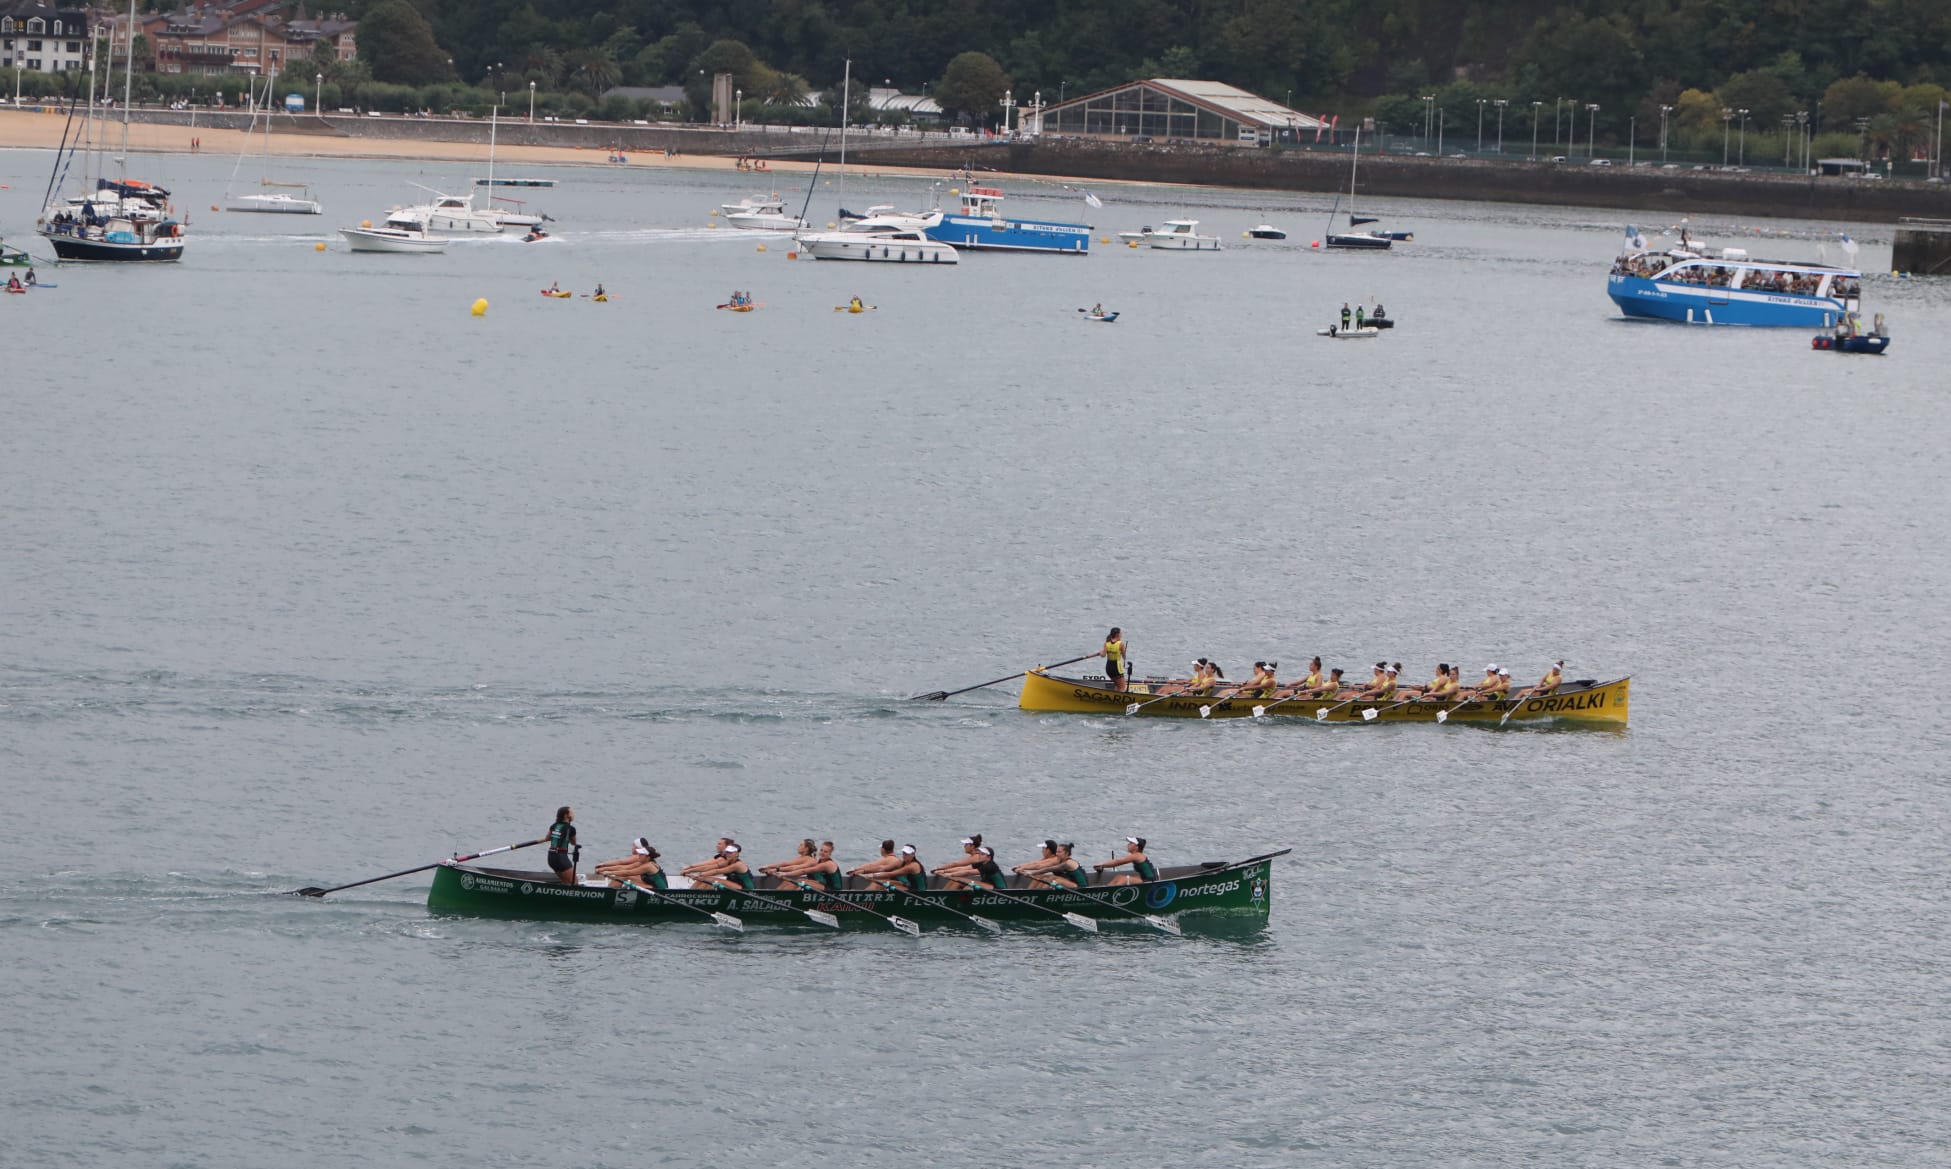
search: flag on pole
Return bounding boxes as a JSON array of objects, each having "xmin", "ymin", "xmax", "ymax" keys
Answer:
[{"xmin": 1083, "ymin": 190, "xmax": 1103, "ymax": 208}]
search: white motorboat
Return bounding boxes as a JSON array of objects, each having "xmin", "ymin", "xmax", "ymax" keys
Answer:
[
  {"xmin": 385, "ymin": 189, "xmax": 505, "ymax": 234},
  {"xmin": 723, "ymin": 197, "xmax": 807, "ymax": 231},
  {"xmin": 340, "ymin": 225, "xmax": 447, "ymax": 253},
  {"xmin": 797, "ymin": 220, "xmax": 958, "ymax": 263},
  {"xmin": 721, "ymin": 194, "xmax": 791, "ymax": 215},
  {"xmin": 1247, "ymin": 224, "xmax": 1287, "ymax": 240},
  {"xmin": 230, "ymin": 191, "xmax": 322, "ymax": 215},
  {"xmin": 1147, "ymin": 219, "xmax": 1222, "ymax": 250}
]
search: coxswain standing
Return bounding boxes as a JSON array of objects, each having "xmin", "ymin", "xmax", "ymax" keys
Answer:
[
  {"xmin": 1098, "ymin": 627, "xmax": 1131, "ymax": 691},
  {"xmin": 546, "ymin": 806, "xmax": 578, "ymax": 885}
]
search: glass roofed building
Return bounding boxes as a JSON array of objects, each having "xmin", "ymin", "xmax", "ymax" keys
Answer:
[{"xmin": 1037, "ymin": 78, "xmax": 1325, "ymax": 144}]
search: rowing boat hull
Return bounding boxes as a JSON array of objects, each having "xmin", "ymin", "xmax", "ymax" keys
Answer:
[
  {"xmin": 1019, "ymin": 669, "xmax": 1629, "ymax": 725},
  {"xmin": 427, "ymin": 852, "xmax": 1285, "ymax": 929}
]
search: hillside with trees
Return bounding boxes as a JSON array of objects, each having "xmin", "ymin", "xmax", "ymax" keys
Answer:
[{"xmin": 37, "ymin": 0, "xmax": 1945, "ymax": 161}]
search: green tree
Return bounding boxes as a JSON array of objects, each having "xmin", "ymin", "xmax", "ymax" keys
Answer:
[
  {"xmin": 1821, "ymin": 74, "xmax": 1900, "ymax": 129},
  {"xmin": 565, "ymin": 46, "xmax": 620, "ymax": 97},
  {"xmin": 1716, "ymin": 71, "xmax": 1792, "ymax": 124},
  {"xmin": 934, "ymin": 50, "xmax": 1009, "ymax": 125},
  {"xmin": 359, "ymin": 0, "xmax": 453, "ymax": 85}
]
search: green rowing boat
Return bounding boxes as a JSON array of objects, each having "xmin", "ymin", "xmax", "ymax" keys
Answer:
[{"xmin": 428, "ymin": 850, "xmax": 1289, "ymax": 931}]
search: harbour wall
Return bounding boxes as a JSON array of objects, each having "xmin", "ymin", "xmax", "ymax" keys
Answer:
[
  {"xmin": 102, "ymin": 108, "xmax": 1951, "ymax": 225},
  {"xmin": 1891, "ymin": 219, "xmax": 1951, "ymax": 274}
]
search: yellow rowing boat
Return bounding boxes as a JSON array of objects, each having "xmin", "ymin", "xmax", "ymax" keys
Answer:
[{"xmin": 1018, "ymin": 669, "xmax": 1629, "ymax": 725}]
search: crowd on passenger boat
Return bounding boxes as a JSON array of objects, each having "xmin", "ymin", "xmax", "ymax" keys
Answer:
[
  {"xmin": 1609, "ymin": 256, "xmax": 1848, "ymax": 296},
  {"xmin": 539, "ymin": 809, "xmax": 1160, "ymax": 894}
]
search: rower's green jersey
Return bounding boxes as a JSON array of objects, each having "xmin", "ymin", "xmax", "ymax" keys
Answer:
[
  {"xmin": 645, "ymin": 870, "xmax": 668, "ymax": 891},
  {"xmin": 812, "ymin": 866, "xmax": 843, "ymax": 892},
  {"xmin": 727, "ymin": 868, "xmax": 756, "ymax": 891},
  {"xmin": 1133, "ymin": 858, "xmax": 1159, "ymax": 882},
  {"xmin": 973, "ymin": 860, "xmax": 1006, "ymax": 889},
  {"xmin": 1064, "ymin": 862, "xmax": 1090, "ymax": 888},
  {"xmin": 548, "ymin": 821, "xmax": 575, "ymax": 850},
  {"xmin": 895, "ymin": 868, "xmax": 926, "ymax": 894}
]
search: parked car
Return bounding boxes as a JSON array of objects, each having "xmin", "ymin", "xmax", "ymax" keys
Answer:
[{"xmin": 1589, "ymin": 157, "xmax": 1612, "ymax": 166}]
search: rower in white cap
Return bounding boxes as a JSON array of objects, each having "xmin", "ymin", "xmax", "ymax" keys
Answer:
[{"xmin": 1096, "ymin": 837, "xmax": 1159, "ymax": 886}]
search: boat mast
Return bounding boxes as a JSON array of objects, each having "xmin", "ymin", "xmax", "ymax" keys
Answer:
[
  {"xmin": 1347, "ymin": 126, "xmax": 1360, "ymax": 226},
  {"xmin": 118, "ymin": 0, "xmax": 134, "ymax": 174},
  {"xmin": 836, "ymin": 58, "xmax": 850, "ymax": 215},
  {"xmin": 487, "ymin": 103, "xmax": 497, "ymax": 193}
]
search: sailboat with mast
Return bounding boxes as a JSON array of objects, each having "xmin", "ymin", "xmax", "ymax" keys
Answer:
[
  {"xmin": 37, "ymin": 0, "xmax": 186, "ymax": 261},
  {"xmin": 1324, "ymin": 127, "xmax": 1391, "ymax": 250},
  {"xmin": 793, "ymin": 61, "xmax": 957, "ymax": 263},
  {"xmin": 225, "ymin": 69, "xmax": 322, "ymax": 214}
]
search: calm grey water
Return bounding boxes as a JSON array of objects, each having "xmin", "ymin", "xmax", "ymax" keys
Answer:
[{"xmin": 4, "ymin": 149, "xmax": 1950, "ymax": 1167}]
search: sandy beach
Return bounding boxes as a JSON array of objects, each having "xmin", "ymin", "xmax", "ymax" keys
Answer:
[{"xmin": 0, "ymin": 107, "xmax": 832, "ymax": 175}]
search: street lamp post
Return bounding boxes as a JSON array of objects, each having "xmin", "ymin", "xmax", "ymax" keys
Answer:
[
  {"xmin": 1782, "ymin": 114, "xmax": 1794, "ymax": 167},
  {"xmin": 1586, "ymin": 103, "xmax": 1599, "ymax": 158},
  {"xmin": 1001, "ymin": 88, "xmax": 1013, "ymax": 135},
  {"xmin": 315, "ymin": 71, "xmax": 321, "ymax": 117},
  {"xmin": 1421, "ymin": 94, "xmax": 1434, "ymax": 144},
  {"xmin": 1798, "ymin": 110, "xmax": 1810, "ymax": 172},
  {"xmin": 1555, "ymin": 96, "xmax": 1563, "ymax": 145},
  {"xmin": 1494, "ymin": 98, "xmax": 1507, "ymax": 153},
  {"xmin": 1722, "ymin": 108, "xmax": 1733, "ymax": 165},
  {"xmin": 1476, "ymin": 97, "xmax": 1486, "ymax": 152},
  {"xmin": 1531, "ymin": 100, "xmax": 1541, "ymax": 159},
  {"xmin": 1659, "ymin": 104, "xmax": 1672, "ymax": 163},
  {"xmin": 528, "ymin": 79, "xmax": 535, "ymax": 123},
  {"xmin": 1935, "ymin": 98, "xmax": 1945, "ymax": 179},
  {"xmin": 734, "ymin": 87, "xmax": 741, "ymax": 131},
  {"xmin": 1629, "ymin": 114, "xmax": 1635, "ymax": 165},
  {"xmin": 1438, "ymin": 107, "xmax": 1445, "ymax": 154},
  {"xmin": 1737, "ymin": 108, "xmax": 1749, "ymax": 164}
]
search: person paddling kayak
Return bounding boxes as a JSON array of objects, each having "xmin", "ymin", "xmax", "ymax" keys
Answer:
[{"xmin": 546, "ymin": 806, "xmax": 578, "ymax": 885}]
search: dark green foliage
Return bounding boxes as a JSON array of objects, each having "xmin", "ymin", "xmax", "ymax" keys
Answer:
[{"xmin": 328, "ymin": 0, "xmax": 1951, "ymax": 138}]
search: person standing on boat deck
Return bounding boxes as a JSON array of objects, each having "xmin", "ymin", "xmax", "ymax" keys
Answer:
[
  {"xmin": 847, "ymin": 839, "xmax": 903, "ymax": 881},
  {"xmin": 1099, "ymin": 627, "xmax": 1130, "ymax": 691},
  {"xmin": 546, "ymin": 807, "xmax": 578, "ymax": 885},
  {"xmin": 1372, "ymin": 301, "xmax": 1385, "ymax": 321},
  {"xmin": 1355, "ymin": 304, "xmax": 1366, "ymax": 329},
  {"xmin": 694, "ymin": 843, "xmax": 755, "ymax": 890},
  {"xmin": 593, "ymin": 282, "xmax": 605, "ymax": 298},
  {"xmin": 1096, "ymin": 838, "xmax": 1159, "ymax": 886},
  {"xmin": 1340, "ymin": 302, "xmax": 1352, "ymax": 329}
]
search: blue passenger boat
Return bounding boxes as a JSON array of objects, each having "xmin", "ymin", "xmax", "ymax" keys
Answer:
[
  {"xmin": 1606, "ymin": 228, "xmax": 1861, "ymax": 327},
  {"xmin": 922, "ymin": 186, "xmax": 1092, "ymax": 255}
]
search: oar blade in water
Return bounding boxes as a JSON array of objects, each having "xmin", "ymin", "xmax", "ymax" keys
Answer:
[
  {"xmin": 1315, "ymin": 706, "xmax": 1331, "ymax": 721},
  {"xmin": 1251, "ymin": 705, "xmax": 1267, "ymax": 718},
  {"xmin": 910, "ymin": 691, "xmax": 949, "ymax": 701},
  {"xmin": 1064, "ymin": 912, "xmax": 1100, "ymax": 933},
  {"xmin": 292, "ymin": 886, "xmax": 327, "ymax": 898},
  {"xmin": 889, "ymin": 916, "xmax": 922, "ymax": 937},
  {"xmin": 1145, "ymin": 915, "xmax": 1183, "ymax": 936},
  {"xmin": 711, "ymin": 912, "xmax": 745, "ymax": 932},
  {"xmin": 1436, "ymin": 707, "xmax": 1452, "ymax": 723},
  {"xmin": 1125, "ymin": 702, "xmax": 1142, "ymax": 715},
  {"xmin": 1362, "ymin": 707, "xmax": 1379, "ymax": 721},
  {"xmin": 1199, "ymin": 704, "xmax": 1213, "ymax": 718},
  {"xmin": 969, "ymin": 914, "xmax": 1003, "ymax": 934},
  {"xmin": 804, "ymin": 909, "xmax": 841, "ymax": 929}
]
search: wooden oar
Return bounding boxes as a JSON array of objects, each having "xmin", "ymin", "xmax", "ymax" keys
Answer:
[
  {"xmin": 289, "ymin": 837, "xmax": 546, "ymax": 897},
  {"xmin": 619, "ymin": 877, "xmax": 743, "ymax": 931},
  {"xmin": 702, "ymin": 879, "xmax": 840, "ymax": 928},
  {"xmin": 868, "ymin": 878, "xmax": 1002, "ymax": 934},
  {"xmin": 954, "ymin": 879, "xmax": 1097, "ymax": 933},
  {"xmin": 1061, "ymin": 884, "xmax": 1183, "ymax": 936},
  {"xmin": 786, "ymin": 878, "xmax": 920, "ymax": 936},
  {"xmin": 911, "ymin": 651, "xmax": 1097, "ymax": 701}
]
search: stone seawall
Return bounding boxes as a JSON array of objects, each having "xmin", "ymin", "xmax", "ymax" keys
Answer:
[{"xmin": 784, "ymin": 139, "xmax": 1951, "ymax": 225}]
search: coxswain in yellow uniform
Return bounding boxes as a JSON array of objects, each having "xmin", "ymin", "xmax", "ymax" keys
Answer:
[
  {"xmin": 1100, "ymin": 627, "xmax": 1130, "ymax": 692},
  {"xmin": 1520, "ymin": 660, "xmax": 1564, "ymax": 699},
  {"xmin": 849, "ymin": 296, "xmax": 864, "ymax": 311}
]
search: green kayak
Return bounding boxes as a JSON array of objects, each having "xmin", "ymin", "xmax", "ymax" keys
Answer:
[{"xmin": 427, "ymin": 849, "xmax": 1289, "ymax": 932}]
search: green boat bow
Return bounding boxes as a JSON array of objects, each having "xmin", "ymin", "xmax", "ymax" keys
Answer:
[{"xmin": 427, "ymin": 850, "xmax": 1290, "ymax": 932}]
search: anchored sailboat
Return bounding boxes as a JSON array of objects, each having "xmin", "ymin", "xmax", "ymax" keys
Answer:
[{"xmin": 225, "ymin": 70, "xmax": 322, "ymax": 215}]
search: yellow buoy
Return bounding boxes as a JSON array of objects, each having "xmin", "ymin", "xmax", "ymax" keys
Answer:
[
  {"xmin": 826, "ymin": 221, "xmax": 836, "ymax": 229},
  {"xmin": 1099, "ymin": 237, "xmax": 1110, "ymax": 244},
  {"xmin": 314, "ymin": 241, "xmax": 327, "ymax": 252},
  {"xmin": 471, "ymin": 298, "xmax": 488, "ymax": 317},
  {"xmin": 756, "ymin": 243, "xmax": 767, "ymax": 252},
  {"xmin": 361, "ymin": 218, "xmax": 372, "ymax": 229},
  {"xmin": 1128, "ymin": 240, "xmax": 1138, "ymax": 248},
  {"xmin": 707, "ymin": 222, "xmax": 717, "ymax": 229},
  {"xmin": 949, "ymin": 188, "xmax": 960, "ymax": 195},
  {"xmin": 709, "ymin": 209, "xmax": 718, "ymax": 216}
]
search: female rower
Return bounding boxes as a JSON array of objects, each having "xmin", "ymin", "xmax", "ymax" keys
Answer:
[
  {"xmin": 1095, "ymin": 837, "xmax": 1159, "ymax": 886},
  {"xmin": 1240, "ymin": 661, "xmax": 1278, "ymax": 699},
  {"xmin": 1099, "ymin": 627, "xmax": 1130, "ymax": 692},
  {"xmin": 1278, "ymin": 657, "xmax": 1324, "ymax": 699},
  {"xmin": 695, "ymin": 843, "xmax": 755, "ymax": 890},
  {"xmin": 1013, "ymin": 839, "xmax": 1065, "ymax": 885},
  {"xmin": 1413, "ymin": 663, "xmax": 1452, "ymax": 700},
  {"xmin": 960, "ymin": 845, "xmax": 1008, "ymax": 890},
  {"xmin": 761, "ymin": 839, "xmax": 820, "ymax": 885},
  {"xmin": 597, "ymin": 839, "xmax": 665, "ymax": 889},
  {"xmin": 681, "ymin": 838, "xmax": 738, "ymax": 882},
  {"xmin": 797, "ymin": 841, "xmax": 844, "ymax": 893},
  {"xmin": 1352, "ymin": 662, "xmax": 1390, "ymax": 700},
  {"xmin": 931, "ymin": 835, "xmax": 987, "ymax": 882},
  {"xmin": 1310, "ymin": 667, "xmax": 1345, "ymax": 699},
  {"xmin": 1461, "ymin": 664, "xmax": 1501, "ymax": 700},
  {"xmin": 871, "ymin": 845, "xmax": 927, "ymax": 895},
  {"xmin": 1521, "ymin": 660, "xmax": 1565, "ymax": 699},
  {"xmin": 546, "ymin": 806, "xmax": 578, "ymax": 885},
  {"xmin": 846, "ymin": 839, "xmax": 903, "ymax": 880}
]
